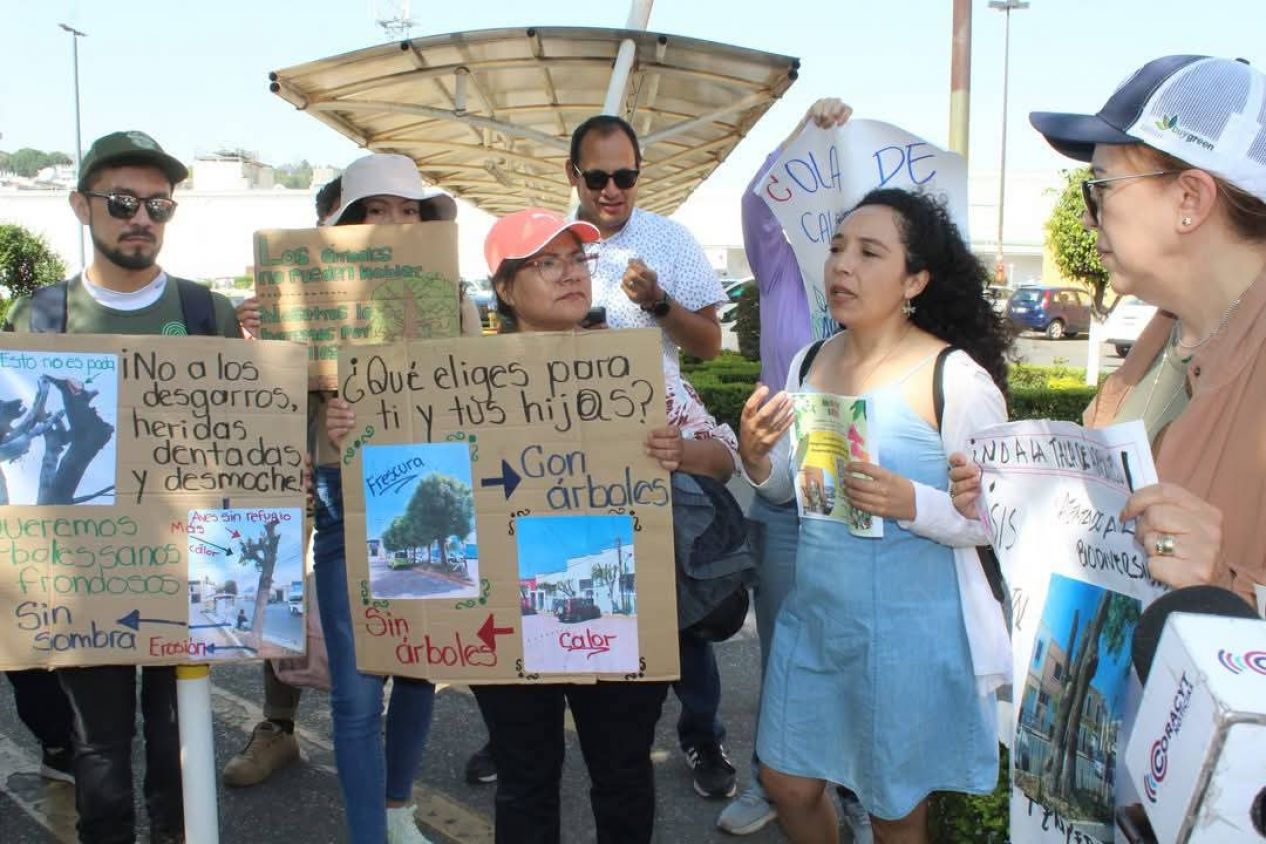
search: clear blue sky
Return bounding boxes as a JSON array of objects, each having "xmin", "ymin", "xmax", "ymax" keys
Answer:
[
  {"xmin": 3, "ymin": 0, "xmax": 1257, "ymax": 197},
  {"xmin": 516, "ymin": 514, "xmax": 633, "ymax": 579}
]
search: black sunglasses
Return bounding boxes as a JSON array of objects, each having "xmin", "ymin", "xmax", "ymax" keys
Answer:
[
  {"xmin": 83, "ymin": 191, "xmax": 178, "ymax": 224},
  {"xmin": 572, "ymin": 164, "xmax": 639, "ymax": 191}
]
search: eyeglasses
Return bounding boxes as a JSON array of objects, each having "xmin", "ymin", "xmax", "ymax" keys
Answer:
[
  {"xmin": 572, "ymin": 164, "xmax": 640, "ymax": 192},
  {"xmin": 82, "ymin": 191, "xmax": 178, "ymax": 224},
  {"xmin": 522, "ymin": 252, "xmax": 598, "ymax": 283},
  {"xmin": 1080, "ymin": 171, "xmax": 1181, "ymax": 226}
]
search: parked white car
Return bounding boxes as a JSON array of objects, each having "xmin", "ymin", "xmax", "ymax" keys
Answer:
[{"xmin": 1102, "ymin": 296, "xmax": 1159, "ymax": 357}]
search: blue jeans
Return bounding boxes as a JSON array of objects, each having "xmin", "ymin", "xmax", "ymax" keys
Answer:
[
  {"xmin": 314, "ymin": 466, "xmax": 436, "ymax": 844},
  {"xmin": 745, "ymin": 496, "xmax": 799, "ymax": 782},
  {"xmin": 673, "ymin": 632, "xmax": 725, "ymax": 750}
]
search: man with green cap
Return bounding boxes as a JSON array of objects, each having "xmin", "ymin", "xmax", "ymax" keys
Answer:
[{"xmin": 4, "ymin": 130, "xmax": 241, "ymax": 844}]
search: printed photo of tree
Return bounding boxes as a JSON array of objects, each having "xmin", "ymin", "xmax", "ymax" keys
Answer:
[
  {"xmin": 0, "ymin": 351, "xmax": 118, "ymax": 506},
  {"xmin": 361, "ymin": 442, "xmax": 477, "ymax": 599},
  {"xmin": 187, "ymin": 508, "xmax": 305, "ymax": 658},
  {"xmin": 1013, "ymin": 573, "xmax": 1141, "ymax": 841}
]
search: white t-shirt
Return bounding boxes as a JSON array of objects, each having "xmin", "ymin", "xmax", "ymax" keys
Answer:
[
  {"xmin": 586, "ymin": 209, "xmax": 735, "ymax": 455},
  {"xmin": 81, "ymin": 269, "xmax": 169, "ymax": 311}
]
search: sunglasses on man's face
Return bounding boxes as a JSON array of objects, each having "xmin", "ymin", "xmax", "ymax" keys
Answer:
[
  {"xmin": 572, "ymin": 164, "xmax": 640, "ymax": 192},
  {"xmin": 83, "ymin": 191, "xmax": 178, "ymax": 224}
]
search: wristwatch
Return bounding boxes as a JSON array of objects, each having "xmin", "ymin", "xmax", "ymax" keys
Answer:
[{"xmin": 641, "ymin": 291, "xmax": 671, "ymax": 318}]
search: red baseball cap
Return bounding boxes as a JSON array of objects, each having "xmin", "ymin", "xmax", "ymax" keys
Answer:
[{"xmin": 484, "ymin": 208, "xmax": 601, "ymax": 276}]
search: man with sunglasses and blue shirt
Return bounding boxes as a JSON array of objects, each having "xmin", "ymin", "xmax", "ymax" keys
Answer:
[
  {"xmin": 4, "ymin": 130, "xmax": 241, "ymax": 844},
  {"xmin": 565, "ymin": 115, "xmax": 743, "ymax": 802}
]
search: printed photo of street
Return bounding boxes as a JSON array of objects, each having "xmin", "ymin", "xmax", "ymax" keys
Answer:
[
  {"xmin": 1014, "ymin": 573, "xmax": 1141, "ymax": 841},
  {"xmin": 186, "ymin": 508, "xmax": 305, "ymax": 658},
  {"xmin": 516, "ymin": 514, "xmax": 639, "ymax": 674},
  {"xmin": 361, "ymin": 442, "xmax": 478, "ymax": 600}
]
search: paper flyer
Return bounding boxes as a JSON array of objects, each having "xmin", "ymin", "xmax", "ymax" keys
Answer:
[{"xmin": 788, "ymin": 392, "xmax": 880, "ymax": 538}]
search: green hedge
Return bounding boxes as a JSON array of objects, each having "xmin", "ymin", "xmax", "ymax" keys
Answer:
[{"xmin": 685, "ymin": 355, "xmax": 1098, "ymax": 431}]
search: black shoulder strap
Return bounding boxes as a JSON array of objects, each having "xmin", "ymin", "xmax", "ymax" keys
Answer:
[
  {"xmin": 932, "ymin": 344, "xmax": 1008, "ymax": 606},
  {"xmin": 932, "ymin": 345, "xmax": 955, "ymax": 430},
  {"xmin": 796, "ymin": 339, "xmax": 826, "ymax": 387},
  {"xmin": 175, "ymin": 279, "xmax": 218, "ymax": 337},
  {"xmin": 28, "ymin": 281, "xmax": 70, "ymax": 334}
]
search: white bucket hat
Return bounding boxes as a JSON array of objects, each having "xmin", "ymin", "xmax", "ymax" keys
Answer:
[{"xmin": 329, "ymin": 153, "xmax": 457, "ymax": 223}]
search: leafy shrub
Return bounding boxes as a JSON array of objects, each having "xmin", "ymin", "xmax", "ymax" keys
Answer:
[
  {"xmin": 734, "ymin": 283, "xmax": 760, "ymax": 361},
  {"xmin": 930, "ymin": 747, "xmax": 1012, "ymax": 843}
]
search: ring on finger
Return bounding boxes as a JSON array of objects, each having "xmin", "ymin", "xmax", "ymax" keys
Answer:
[{"xmin": 1154, "ymin": 534, "xmax": 1177, "ymax": 556}]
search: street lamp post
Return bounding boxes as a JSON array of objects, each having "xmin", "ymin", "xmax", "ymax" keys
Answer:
[
  {"xmin": 59, "ymin": 23, "xmax": 87, "ymax": 269},
  {"xmin": 988, "ymin": 0, "xmax": 1027, "ymax": 286}
]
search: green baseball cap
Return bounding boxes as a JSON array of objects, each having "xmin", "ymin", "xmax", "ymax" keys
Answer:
[{"xmin": 77, "ymin": 130, "xmax": 188, "ymax": 191}]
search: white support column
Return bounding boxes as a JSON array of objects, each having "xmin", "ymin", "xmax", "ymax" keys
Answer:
[
  {"xmin": 601, "ymin": 0, "xmax": 655, "ymax": 116},
  {"xmin": 177, "ymin": 664, "xmax": 219, "ymax": 844}
]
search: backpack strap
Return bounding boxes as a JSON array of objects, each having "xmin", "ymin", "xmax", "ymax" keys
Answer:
[
  {"xmin": 932, "ymin": 345, "xmax": 955, "ymax": 430},
  {"xmin": 175, "ymin": 278, "xmax": 217, "ymax": 336},
  {"xmin": 796, "ymin": 339, "xmax": 826, "ymax": 387},
  {"xmin": 933, "ymin": 345, "xmax": 1007, "ymax": 605},
  {"xmin": 28, "ymin": 281, "xmax": 70, "ymax": 334}
]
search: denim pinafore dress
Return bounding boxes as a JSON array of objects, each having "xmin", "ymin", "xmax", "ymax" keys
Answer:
[{"xmin": 755, "ymin": 360, "xmax": 997, "ymax": 820}]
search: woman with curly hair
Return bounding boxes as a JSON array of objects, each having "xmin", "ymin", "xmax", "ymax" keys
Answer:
[{"xmin": 737, "ymin": 188, "xmax": 1013, "ymax": 843}]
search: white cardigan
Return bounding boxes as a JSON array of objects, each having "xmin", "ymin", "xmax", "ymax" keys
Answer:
[{"xmin": 745, "ymin": 339, "xmax": 1012, "ymax": 696}]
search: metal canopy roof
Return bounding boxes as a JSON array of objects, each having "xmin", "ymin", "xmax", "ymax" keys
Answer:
[{"xmin": 269, "ymin": 27, "xmax": 798, "ymax": 216}]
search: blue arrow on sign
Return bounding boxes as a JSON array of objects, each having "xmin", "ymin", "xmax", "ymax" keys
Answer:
[
  {"xmin": 116, "ymin": 610, "xmax": 185, "ymax": 631},
  {"xmin": 480, "ymin": 459, "xmax": 521, "ymax": 500}
]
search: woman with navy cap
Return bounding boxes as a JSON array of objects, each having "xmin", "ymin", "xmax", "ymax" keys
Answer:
[{"xmin": 954, "ymin": 55, "xmax": 1266, "ymax": 610}]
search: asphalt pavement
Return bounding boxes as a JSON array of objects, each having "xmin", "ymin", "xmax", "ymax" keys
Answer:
[{"xmin": 1, "ymin": 603, "xmax": 819, "ymax": 844}]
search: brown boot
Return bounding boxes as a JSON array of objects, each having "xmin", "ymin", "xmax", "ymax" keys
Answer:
[{"xmin": 221, "ymin": 720, "xmax": 299, "ymax": 787}]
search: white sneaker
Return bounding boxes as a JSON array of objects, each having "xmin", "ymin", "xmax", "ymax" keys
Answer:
[
  {"xmin": 716, "ymin": 780, "xmax": 778, "ymax": 835},
  {"xmin": 386, "ymin": 804, "xmax": 432, "ymax": 844}
]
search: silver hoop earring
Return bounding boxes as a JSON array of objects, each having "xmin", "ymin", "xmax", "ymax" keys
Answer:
[
  {"xmin": 1181, "ymin": 216, "xmax": 1193, "ymax": 227},
  {"xmin": 901, "ymin": 300, "xmax": 916, "ymax": 317}
]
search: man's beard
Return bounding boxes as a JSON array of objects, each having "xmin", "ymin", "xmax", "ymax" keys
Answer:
[{"xmin": 92, "ymin": 231, "xmax": 158, "ymax": 271}]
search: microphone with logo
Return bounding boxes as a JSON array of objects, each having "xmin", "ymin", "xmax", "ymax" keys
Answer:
[{"xmin": 1117, "ymin": 586, "xmax": 1266, "ymax": 843}]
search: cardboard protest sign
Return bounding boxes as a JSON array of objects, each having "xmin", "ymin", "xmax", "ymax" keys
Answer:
[
  {"xmin": 0, "ymin": 335, "xmax": 309, "ymax": 669},
  {"xmin": 755, "ymin": 119, "xmax": 967, "ymax": 340},
  {"xmin": 338, "ymin": 329, "xmax": 678, "ymax": 683},
  {"xmin": 253, "ymin": 221, "xmax": 460, "ymax": 389},
  {"xmin": 973, "ymin": 420, "xmax": 1167, "ymax": 844}
]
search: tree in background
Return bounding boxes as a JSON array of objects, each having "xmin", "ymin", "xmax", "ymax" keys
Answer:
[
  {"xmin": 734, "ymin": 283, "xmax": 760, "ymax": 361},
  {"xmin": 1, "ymin": 148, "xmax": 72, "ymax": 178},
  {"xmin": 1046, "ymin": 167, "xmax": 1112, "ymax": 318},
  {"xmin": 0, "ymin": 224, "xmax": 66, "ymax": 298},
  {"xmin": 275, "ymin": 160, "xmax": 314, "ymax": 189}
]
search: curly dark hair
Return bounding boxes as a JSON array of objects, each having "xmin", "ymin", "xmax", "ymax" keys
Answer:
[{"xmin": 852, "ymin": 188, "xmax": 1013, "ymax": 395}]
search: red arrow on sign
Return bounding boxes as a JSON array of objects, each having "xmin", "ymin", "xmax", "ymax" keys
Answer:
[{"xmin": 476, "ymin": 614, "xmax": 515, "ymax": 651}]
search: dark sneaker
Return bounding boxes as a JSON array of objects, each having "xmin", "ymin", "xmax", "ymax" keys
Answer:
[
  {"xmin": 685, "ymin": 743, "xmax": 737, "ymax": 798},
  {"xmin": 39, "ymin": 746, "xmax": 74, "ymax": 784},
  {"xmin": 464, "ymin": 743, "xmax": 497, "ymax": 785}
]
